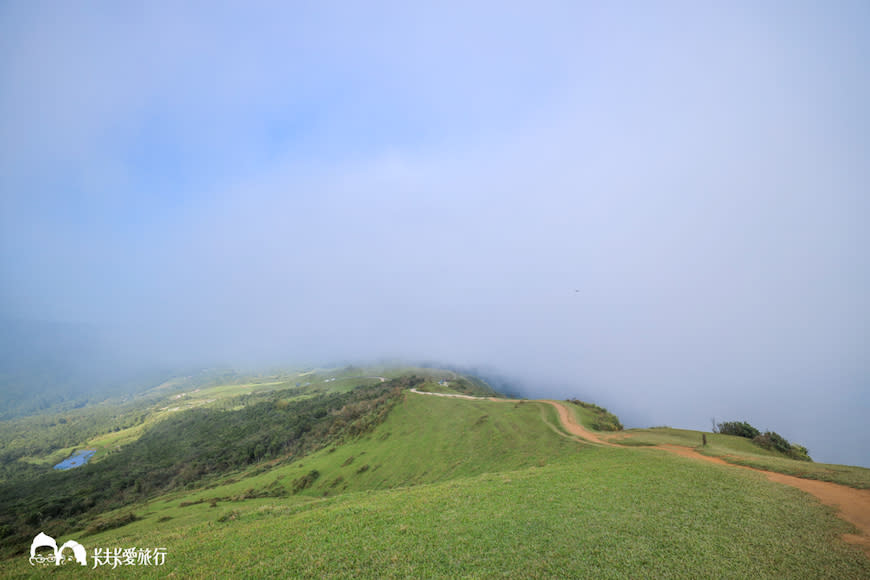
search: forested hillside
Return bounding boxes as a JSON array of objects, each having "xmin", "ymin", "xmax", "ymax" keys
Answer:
[{"xmin": 0, "ymin": 376, "xmax": 413, "ymax": 557}]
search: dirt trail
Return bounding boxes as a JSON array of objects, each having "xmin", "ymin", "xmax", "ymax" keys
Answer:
[
  {"xmin": 658, "ymin": 444, "xmax": 870, "ymax": 556},
  {"xmin": 408, "ymin": 388, "xmax": 494, "ymax": 401},
  {"xmin": 541, "ymin": 401, "xmax": 618, "ymax": 447},
  {"xmin": 409, "ymin": 388, "xmax": 870, "ymax": 555},
  {"xmin": 408, "ymin": 392, "xmax": 616, "ymax": 448}
]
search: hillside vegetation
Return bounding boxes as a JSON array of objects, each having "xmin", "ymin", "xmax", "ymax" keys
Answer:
[
  {"xmin": 608, "ymin": 427, "xmax": 870, "ymax": 489},
  {"xmin": 715, "ymin": 420, "xmax": 812, "ymax": 461},
  {"xmin": 565, "ymin": 398, "xmax": 623, "ymax": 431},
  {"xmin": 1, "ymin": 368, "xmax": 868, "ymax": 578},
  {"xmin": 0, "ymin": 372, "xmax": 417, "ymax": 557}
]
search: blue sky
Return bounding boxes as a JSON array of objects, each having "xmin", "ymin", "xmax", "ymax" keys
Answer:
[{"xmin": 1, "ymin": 1, "xmax": 869, "ymax": 466}]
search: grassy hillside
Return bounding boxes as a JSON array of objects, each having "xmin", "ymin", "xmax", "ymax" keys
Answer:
[
  {"xmin": 0, "ymin": 367, "xmax": 387, "ymax": 476},
  {"xmin": 157, "ymin": 394, "xmax": 577, "ymax": 506},
  {"xmin": 0, "ymin": 371, "xmax": 409, "ymax": 557},
  {"xmin": 2, "ymin": 385, "xmax": 868, "ymax": 578},
  {"xmin": 609, "ymin": 427, "xmax": 870, "ymax": 489}
]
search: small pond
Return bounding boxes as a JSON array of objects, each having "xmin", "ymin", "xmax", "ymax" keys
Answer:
[{"xmin": 53, "ymin": 449, "xmax": 96, "ymax": 470}]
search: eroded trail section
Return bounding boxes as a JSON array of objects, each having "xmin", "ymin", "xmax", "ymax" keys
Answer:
[
  {"xmin": 408, "ymin": 391, "xmax": 619, "ymax": 447},
  {"xmin": 540, "ymin": 401, "xmax": 618, "ymax": 447},
  {"xmin": 409, "ymin": 391, "xmax": 615, "ymax": 446},
  {"xmin": 409, "ymin": 388, "xmax": 870, "ymax": 556},
  {"xmin": 659, "ymin": 444, "xmax": 870, "ymax": 556}
]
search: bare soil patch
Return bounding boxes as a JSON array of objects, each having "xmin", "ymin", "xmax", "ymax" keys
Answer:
[
  {"xmin": 541, "ymin": 401, "xmax": 618, "ymax": 447},
  {"xmin": 410, "ymin": 390, "xmax": 870, "ymax": 557},
  {"xmin": 659, "ymin": 444, "xmax": 870, "ymax": 556}
]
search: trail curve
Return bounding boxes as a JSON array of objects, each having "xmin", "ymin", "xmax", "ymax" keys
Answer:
[{"xmin": 408, "ymin": 387, "xmax": 870, "ymax": 555}]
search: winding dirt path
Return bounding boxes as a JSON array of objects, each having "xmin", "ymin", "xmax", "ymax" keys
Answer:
[
  {"xmin": 540, "ymin": 401, "xmax": 618, "ymax": 447},
  {"xmin": 657, "ymin": 445, "xmax": 870, "ymax": 556},
  {"xmin": 407, "ymin": 388, "xmax": 510, "ymax": 403},
  {"xmin": 408, "ymin": 392, "xmax": 616, "ymax": 447},
  {"xmin": 408, "ymin": 388, "xmax": 495, "ymax": 401},
  {"xmin": 408, "ymin": 388, "xmax": 870, "ymax": 555}
]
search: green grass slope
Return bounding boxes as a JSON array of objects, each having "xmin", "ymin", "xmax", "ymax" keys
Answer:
[
  {"xmin": 610, "ymin": 427, "xmax": 870, "ymax": 489},
  {"xmin": 153, "ymin": 394, "xmax": 577, "ymax": 506},
  {"xmin": 1, "ymin": 369, "xmax": 387, "ymax": 475},
  {"xmin": 3, "ymin": 392, "xmax": 868, "ymax": 578},
  {"xmin": 0, "ymin": 378, "xmax": 405, "ymax": 556}
]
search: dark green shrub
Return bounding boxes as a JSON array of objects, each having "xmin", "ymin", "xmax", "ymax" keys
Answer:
[
  {"xmin": 266, "ymin": 479, "xmax": 288, "ymax": 497},
  {"xmin": 790, "ymin": 444, "xmax": 812, "ymax": 461},
  {"xmin": 716, "ymin": 421, "xmax": 761, "ymax": 439},
  {"xmin": 753, "ymin": 431, "xmax": 812, "ymax": 461},
  {"xmin": 84, "ymin": 512, "xmax": 139, "ymax": 535},
  {"xmin": 292, "ymin": 470, "xmax": 320, "ymax": 493},
  {"xmin": 567, "ymin": 399, "xmax": 623, "ymax": 431}
]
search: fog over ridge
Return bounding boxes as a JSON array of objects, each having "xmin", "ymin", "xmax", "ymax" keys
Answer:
[{"xmin": 1, "ymin": 2, "xmax": 867, "ymax": 466}]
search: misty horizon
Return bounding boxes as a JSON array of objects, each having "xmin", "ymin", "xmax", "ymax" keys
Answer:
[{"xmin": 1, "ymin": 2, "xmax": 868, "ymax": 467}]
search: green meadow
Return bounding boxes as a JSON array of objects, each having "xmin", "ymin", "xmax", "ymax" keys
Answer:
[
  {"xmin": 1, "ymin": 371, "xmax": 868, "ymax": 578},
  {"xmin": 610, "ymin": 427, "xmax": 870, "ymax": 489}
]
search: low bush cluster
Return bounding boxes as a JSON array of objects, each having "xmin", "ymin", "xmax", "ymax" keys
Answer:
[
  {"xmin": 292, "ymin": 470, "xmax": 320, "ymax": 494},
  {"xmin": 716, "ymin": 420, "xmax": 811, "ymax": 461},
  {"xmin": 753, "ymin": 431, "xmax": 812, "ymax": 461},
  {"xmin": 567, "ymin": 399, "xmax": 623, "ymax": 431},
  {"xmin": 716, "ymin": 421, "xmax": 760, "ymax": 439},
  {"xmin": 84, "ymin": 512, "xmax": 139, "ymax": 535}
]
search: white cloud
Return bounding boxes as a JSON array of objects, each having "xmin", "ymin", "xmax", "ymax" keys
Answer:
[{"xmin": 1, "ymin": 1, "xmax": 868, "ymax": 466}]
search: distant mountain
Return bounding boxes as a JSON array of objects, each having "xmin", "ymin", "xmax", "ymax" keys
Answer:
[{"xmin": 0, "ymin": 318, "xmax": 170, "ymax": 419}]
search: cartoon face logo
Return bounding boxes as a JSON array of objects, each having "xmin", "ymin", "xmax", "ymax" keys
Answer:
[{"xmin": 29, "ymin": 532, "xmax": 87, "ymax": 566}]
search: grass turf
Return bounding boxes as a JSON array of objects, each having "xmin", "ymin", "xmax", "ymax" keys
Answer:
[
  {"xmin": 7, "ymin": 447, "xmax": 867, "ymax": 578},
  {"xmin": 609, "ymin": 427, "xmax": 870, "ymax": 489},
  {"xmin": 3, "ymin": 394, "xmax": 868, "ymax": 578}
]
